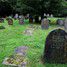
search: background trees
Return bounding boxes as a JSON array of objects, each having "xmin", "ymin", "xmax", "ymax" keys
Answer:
[{"xmin": 0, "ymin": 0, "xmax": 67, "ymax": 17}]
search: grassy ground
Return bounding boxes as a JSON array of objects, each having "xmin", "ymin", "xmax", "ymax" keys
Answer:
[{"xmin": 0, "ymin": 19, "xmax": 67, "ymax": 67}]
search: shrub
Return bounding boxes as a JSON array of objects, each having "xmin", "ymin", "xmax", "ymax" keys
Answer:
[{"xmin": 0, "ymin": 25, "xmax": 5, "ymax": 29}]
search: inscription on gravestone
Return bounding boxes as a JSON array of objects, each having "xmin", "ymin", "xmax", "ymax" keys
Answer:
[{"xmin": 44, "ymin": 29, "xmax": 67, "ymax": 63}]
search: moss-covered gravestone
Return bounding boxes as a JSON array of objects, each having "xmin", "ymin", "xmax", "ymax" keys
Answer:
[{"xmin": 44, "ymin": 29, "xmax": 67, "ymax": 63}]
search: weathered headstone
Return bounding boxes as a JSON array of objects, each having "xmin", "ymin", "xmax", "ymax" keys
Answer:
[
  {"xmin": 41, "ymin": 18, "xmax": 49, "ymax": 29},
  {"xmin": 14, "ymin": 14, "xmax": 18, "ymax": 19},
  {"xmin": 57, "ymin": 19, "xmax": 64, "ymax": 26},
  {"xmin": 7, "ymin": 18, "xmax": 13, "ymax": 25},
  {"xmin": 3, "ymin": 46, "xmax": 28, "ymax": 67},
  {"xmin": 0, "ymin": 18, "xmax": 4, "ymax": 23},
  {"xmin": 24, "ymin": 28, "xmax": 33, "ymax": 36},
  {"xmin": 64, "ymin": 18, "xmax": 67, "ymax": 31},
  {"xmin": 19, "ymin": 15, "xmax": 24, "ymax": 25},
  {"xmin": 44, "ymin": 29, "xmax": 67, "ymax": 63}
]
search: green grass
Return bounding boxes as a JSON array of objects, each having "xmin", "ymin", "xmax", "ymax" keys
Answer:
[
  {"xmin": 0, "ymin": 19, "xmax": 67, "ymax": 67},
  {"xmin": 48, "ymin": 17, "xmax": 64, "ymax": 25}
]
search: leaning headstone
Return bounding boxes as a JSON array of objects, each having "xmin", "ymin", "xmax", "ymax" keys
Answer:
[
  {"xmin": 7, "ymin": 18, "xmax": 13, "ymax": 25},
  {"xmin": 57, "ymin": 19, "xmax": 64, "ymax": 26},
  {"xmin": 41, "ymin": 18, "xmax": 49, "ymax": 29},
  {"xmin": 44, "ymin": 29, "xmax": 67, "ymax": 63}
]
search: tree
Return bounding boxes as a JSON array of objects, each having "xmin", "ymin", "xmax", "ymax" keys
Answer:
[
  {"xmin": 48, "ymin": 0, "xmax": 64, "ymax": 16},
  {"xmin": 0, "ymin": 0, "xmax": 13, "ymax": 17}
]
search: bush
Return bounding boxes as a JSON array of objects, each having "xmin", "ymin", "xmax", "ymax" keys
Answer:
[
  {"xmin": 24, "ymin": 19, "xmax": 29, "ymax": 24},
  {"xmin": 0, "ymin": 25, "xmax": 5, "ymax": 29}
]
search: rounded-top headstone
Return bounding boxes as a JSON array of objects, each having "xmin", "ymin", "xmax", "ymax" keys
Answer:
[
  {"xmin": 44, "ymin": 29, "xmax": 67, "ymax": 63},
  {"xmin": 57, "ymin": 19, "xmax": 64, "ymax": 26}
]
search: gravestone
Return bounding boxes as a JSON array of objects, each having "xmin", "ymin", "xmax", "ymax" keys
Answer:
[
  {"xmin": 19, "ymin": 16, "xmax": 24, "ymax": 25},
  {"xmin": 3, "ymin": 46, "xmax": 28, "ymax": 67},
  {"xmin": 24, "ymin": 28, "xmax": 33, "ymax": 36},
  {"xmin": 0, "ymin": 18, "xmax": 4, "ymax": 23},
  {"xmin": 41, "ymin": 18, "xmax": 49, "ymax": 29},
  {"xmin": 64, "ymin": 18, "xmax": 67, "ymax": 31},
  {"xmin": 57, "ymin": 19, "xmax": 64, "ymax": 26},
  {"xmin": 7, "ymin": 18, "xmax": 13, "ymax": 25},
  {"xmin": 29, "ymin": 15, "xmax": 33, "ymax": 23},
  {"xmin": 44, "ymin": 29, "xmax": 67, "ymax": 63},
  {"xmin": 14, "ymin": 14, "xmax": 18, "ymax": 19},
  {"xmin": 50, "ymin": 14, "xmax": 53, "ymax": 17}
]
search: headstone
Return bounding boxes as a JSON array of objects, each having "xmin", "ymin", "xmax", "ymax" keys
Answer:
[
  {"xmin": 39, "ymin": 16, "xmax": 41, "ymax": 22},
  {"xmin": 7, "ymin": 18, "xmax": 13, "ymax": 25},
  {"xmin": 29, "ymin": 15, "xmax": 33, "ymax": 23},
  {"xmin": 14, "ymin": 14, "xmax": 18, "ymax": 19},
  {"xmin": 3, "ymin": 46, "xmax": 28, "ymax": 67},
  {"xmin": 24, "ymin": 28, "xmax": 34, "ymax": 36},
  {"xmin": 27, "ymin": 14, "xmax": 29, "ymax": 18},
  {"xmin": 19, "ymin": 15, "xmax": 24, "ymax": 25},
  {"xmin": 44, "ymin": 29, "xmax": 67, "ymax": 63},
  {"xmin": 41, "ymin": 18, "xmax": 49, "ymax": 29},
  {"xmin": 0, "ymin": 18, "xmax": 4, "ymax": 23},
  {"xmin": 57, "ymin": 19, "xmax": 64, "ymax": 26},
  {"xmin": 47, "ymin": 14, "xmax": 50, "ymax": 17},
  {"xmin": 44, "ymin": 13, "xmax": 46, "ymax": 17},
  {"xmin": 50, "ymin": 14, "xmax": 53, "ymax": 17},
  {"xmin": 15, "ymin": 46, "xmax": 28, "ymax": 56},
  {"xmin": 64, "ymin": 18, "xmax": 67, "ymax": 31}
]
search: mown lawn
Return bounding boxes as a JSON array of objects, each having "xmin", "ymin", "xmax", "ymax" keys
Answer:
[{"xmin": 0, "ymin": 19, "xmax": 67, "ymax": 67}]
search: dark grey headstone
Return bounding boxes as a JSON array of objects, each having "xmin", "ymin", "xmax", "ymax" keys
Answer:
[
  {"xmin": 44, "ymin": 29, "xmax": 67, "ymax": 63},
  {"xmin": 57, "ymin": 19, "xmax": 64, "ymax": 26}
]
